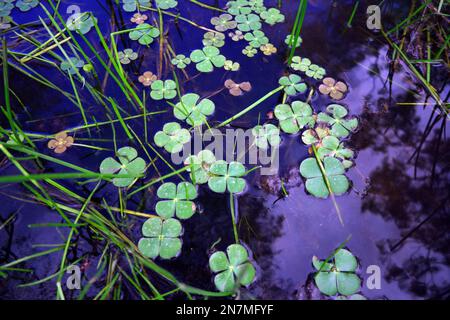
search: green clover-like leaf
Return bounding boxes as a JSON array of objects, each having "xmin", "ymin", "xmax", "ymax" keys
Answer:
[
  {"xmin": 155, "ymin": 0, "xmax": 178, "ymax": 10},
  {"xmin": 211, "ymin": 13, "xmax": 237, "ymax": 32},
  {"xmin": 243, "ymin": 30, "xmax": 268, "ymax": 48},
  {"xmin": 227, "ymin": 0, "xmax": 252, "ymax": 16},
  {"xmin": 313, "ymin": 248, "xmax": 361, "ymax": 296},
  {"xmin": 291, "ymin": 57, "xmax": 326, "ymax": 80},
  {"xmin": 60, "ymin": 57, "xmax": 84, "ymax": 75},
  {"xmin": 0, "ymin": 1, "xmax": 14, "ymax": 17},
  {"xmin": 16, "ymin": 0, "xmax": 39, "ymax": 12},
  {"xmin": 235, "ymin": 13, "xmax": 261, "ymax": 32},
  {"xmin": 122, "ymin": 0, "xmax": 151, "ymax": 12},
  {"xmin": 317, "ymin": 136, "xmax": 354, "ymax": 160},
  {"xmin": 138, "ymin": 218, "xmax": 182, "ymax": 259},
  {"xmin": 203, "ymin": 31, "xmax": 226, "ymax": 48},
  {"xmin": 154, "ymin": 122, "xmax": 191, "ymax": 153},
  {"xmin": 66, "ymin": 12, "xmax": 97, "ymax": 35},
  {"xmin": 251, "ymin": 124, "xmax": 281, "ymax": 149},
  {"xmin": 317, "ymin": 104, "xmax": 358, "ymax": 138},
  {"xmin": 99, "ymin": 146, "xmax": 146, "ymax": 187},
  {"xmin": 299, "ymin": 157, "xmax": 349, "ymax": 198},
  {"xmin": 171, "ymin": 54, "xmax": 191, "ymax": 69},
  {"xmin": 285, "ymin": 35, "xmax": 302, "ymax": 48},
  {"xmin": 190, "ymin": 46, "xmax": 226, "ymax": 73},
  {"xmin": 208, "ymin": 161, "xmax": 246, "ymax": 194},
  {"xmin": 174, "ymin": 93, "xmax": 215, "ymax": 126},
  {"xmin": 242, "ymin": 45, "xmax": 257, "ymax": 57},
  {"xmin": 274, "ymin": 101, "xmax": 315, "ymax": 134},
  {"xmin": 118, "ymin": 48, "xmax": 138, "ymax": 64},
  {"xmin": 279, "ymin": 74, "xmax": 307, "ymax": 96},
  {"xmin": 129, "ymin": 23, "xmax": 160, "ymax": 45},
  {"xmin": 155, "ymin": 182, "xmax": 197, "ymax": 219},
  {"xmin": 260, "ymin": 8, "xmax": 285, "ymax": 25},
  {"xmin": 301, "ymin": 126, "xmax": 330, "ymax": 145},
  {"xmin": 209, "ymin": 244, "xmax": 256, "ymax": 292},
  {"xmin": 150, "ymin": 80, "xmax": 177, "ymax": 100},
  {"xmin": 184, "ymin": 150, "xmax": 216, "ymax": 184}
]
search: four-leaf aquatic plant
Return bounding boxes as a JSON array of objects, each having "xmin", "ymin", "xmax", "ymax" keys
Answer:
[
  {"xmin": 299, "ymin": 157, "xmax": 349, "ymax": 198},
  {"xmin": 313, "ymin": 248, "xmax": 361, "ymax": 296},
  {"xmin": 208, "ymin": 161, "xmax": 247, "ymax": 194},
  {"xmin": 150, "ymin": 80, "xmax": 177, "ymax": 100},
  {"xmin": 100, "ymin": 147, "xmax": 146, "ymax": 187},
  {"xmin": 317, "ymin": 104, "xmax": 358, "ymax": 138},
  {"xmin": 184, "ymin": 150, "xmax": 216, "ymax": 184},
  {"xmin": 279, "ymin": 74, "xmax": 307, "ymax": 96},
  {"xmin": 138, "ymin": 218, "xmax": 182, "ymax": 259},
  {"xmin": 190, "ymin": 46, "xmax": 226, "ymax": 73},
  {"xmin": 129, "ymin": 23, "xmax": 160, "ymax": 45},
  {"xmin": 174, "ymin": 93, "xmax": 215, "ymax": 126},
  {"xmin": 155, "ymin": 182, "xmax": 197, "ymax": 219},
  {"xmin": 154, "ymin": 122, "xmax": 191, "ymax": 153},
  {"xmin": 209, "ymin": 244, "xmax": 256, "ymax": 292},
  {"xmin": 274, "ymin": 101, "xmax": 315, "ymax": 134},
  {"xmin": 252, "ymin": 124, "xmax": 281, "ymax": 149}
]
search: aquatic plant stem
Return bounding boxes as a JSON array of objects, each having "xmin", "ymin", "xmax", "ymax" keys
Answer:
[
  {"xmin": 217, "ymin": 85, "xmax": 285, "ymax": 127},
  {"xmin": 229, "ymin": 194, "xmax": 239, "ymax": 244}
]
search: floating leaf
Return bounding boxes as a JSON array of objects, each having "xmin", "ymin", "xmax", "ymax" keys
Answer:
[
  {"xmin": 251, "ymin": 124, "xmax": 280, "ymax": 149},
  {"xmin": 16, "ymin": 0, "xmax": 39, "ymax": 12},
  {"xmin": 260, "ymin": 8, "xmax": 285, "ymax": 25},
  {"xmin": 184, "ymin": 150, "xmax": 216, "ymax": 184},
  {"xmin": 312, "ymin": 248, "xmax": 361, "ymax": 296},
  {"xmin": 0, "ymin": 0, "xmax": 14, "ymax": 17},
  {"xmin": 244, "ymin": 30, "xmax": 268, "ymax": 48},
  {"xmin": 190, "ymin": 46, "xmax": 226, "ymax": 73},
  {"xmin": 318, "ymin": 77, "xmax": 348, "ymax": 100},
  {"xmin": 154, "ymin": 122, "xmax": 190, "ymax": 153},
  {"xmin": 155, "ymin": 182, "xmax": 197, "ymax": 219},
  {"xmin": 227, "ymin": 0, "xmax": 252, "ymax": 16},
  {"xmin": 202, "ymin": 31, "xmax": 226, "ymax": 48},
  {"xmin": 317, "ymin": 104, "xmax": 358, "ymax": 138},
  {"xmin": 242, "ymin": 45, "xmax": 257, "ymax": 57},
  {"xmin": 138, "ymin": 218, "xmax": 182, "ymax": 259},
  {"xmin": 285, "ymin": 35, "xmax": 302, "ymax": 48},
  {"xmin": 99, "ymin": 147, "xmax": 146, "ymax": 187},
  {"xmin": 211, "ymin": 13, "xmax": 237, "ymax": 32},
  {"xmin": 224, "ymin": 79, "xmax": 252, "ymax": 96},
  {"xmin": 122, "ymin": 0, "xmax": 151, "ymax": 12},
  {"xmin": 47, "ymin": 132, "xmax": 74, "ymax": 154},
  {"xmin": 301, "ymin": 126, "xmax": 330, "ymax": 145},
  {"xmin": 209, "ymin": 244, "xmax": 256, "ymax": 292},
  {"xmin": 171, "ymin": 54, "xmax": 191, "ymax": 69},
  {"xmin": 274, "ymin": 101, "xmax": 315, "ymax": 134},
  {"xmin": 208, "ymin": 161, "xmax": 246, "ymax": 194},
  {"xmin": 290, "ymin": 56, "xmax": 326, "ymax": 80},
  {"xmin": 155, "ymin": 0, "xmax": 178, "ymax": 10},
  {"xmin": 260, "ymin": 43, "xmax": 277, "ymax": 55},
  {"xmin": 67, "ymin": 12, "xmax": 97, "ymax": 35},
  {"xmin": 299, "ymin": 157, "xmax": 349, "ymax": 198},
  {"xmin": 129, "ymin": 23, "xmax": 160, "ymax": 45},
  {"xmin": 130, "ymin": 12, "xmax": 148, "ymax": 24},
  {"xmin": 150, "ymin": 80, "xmax": 177, "ymax": 100},
  {"xmin": 118, "ymin": 48, "xmax": 138, "ymax": 64},
  {"xmin": 60, "ymin": 57, "xmax": 84, "ymax": 75},
  {"xmin": 174, "ymin": 93, "xmax": 215, "ymax": 126},
  {"xmin": 317, "ymin": 136, "xmax": 354, "ymax": 160},
  {"xmin": 278, "ymin": 74, "xmax": 307, "ymax": 96},
  {"xmin": 235, "ymin": 13, "xmax": 261, "ymax": 32}
]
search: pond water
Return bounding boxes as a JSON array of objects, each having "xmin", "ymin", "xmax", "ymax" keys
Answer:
[{"xmin": 0, "ymin": 0, "xmax": 449, "ymax": 300}]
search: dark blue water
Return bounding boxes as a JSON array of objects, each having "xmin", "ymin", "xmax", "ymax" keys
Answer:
[{"xmin": 0, "ymin": 0, "xmax": 449, "ymax": 300}]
